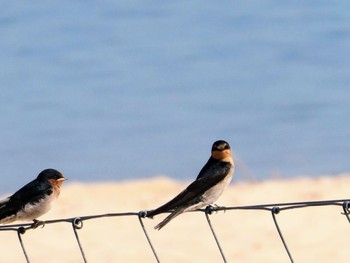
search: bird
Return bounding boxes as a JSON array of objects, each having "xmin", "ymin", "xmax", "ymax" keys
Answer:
[
  {"xmin": 146, "ymin": 140, "xmax": 234, "ymax": 230},
  {"xmin": 0, "ymin": 169, "xmax": 66, "ymax": 226}
]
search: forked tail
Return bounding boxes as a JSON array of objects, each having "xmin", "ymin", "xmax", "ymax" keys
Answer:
[{"xmin": 154, "ymin": 207, "xmax": 186, "ymax": 230}]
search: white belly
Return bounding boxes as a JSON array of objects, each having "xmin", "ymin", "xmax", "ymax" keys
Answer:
[
  {"xmin": 201, "ymin": 167, "xmax": 234, "ymax": 205},
  {"xmin": 16, "ymin": 194, "xmax": 57, "ymax": 222},
  {"xmin": 186, "ymin": 164, "xmax": 234, "ymax": 212}
]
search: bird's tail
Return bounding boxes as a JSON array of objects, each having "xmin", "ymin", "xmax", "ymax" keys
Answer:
[
  {"xmin": 0, "ymin": 197, "xmax": 14, "ymax": 223},
  {"xmin": 0, "ymin": 197, "xmax": 9, "ymax": 208},
  {"xmin": 154, "ymin": 207, "xmax": 186, "ymax": 230}
]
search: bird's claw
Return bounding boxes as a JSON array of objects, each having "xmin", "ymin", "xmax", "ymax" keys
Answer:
[
  {"xmin": 216, "ymin": 204, "xmax": 227, "ymax": 213},
  {"xmin": 31, "ymin": 219, "xmax": 45, "ymax": 229},
  {"xmin": 207, "ymin": 204, "xmax": 227, "ymax": 214}
]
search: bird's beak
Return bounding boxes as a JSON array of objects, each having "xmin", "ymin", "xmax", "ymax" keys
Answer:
[{"xmin": 57, "ymin": 178, "xmax": 66, "ymax": 181}]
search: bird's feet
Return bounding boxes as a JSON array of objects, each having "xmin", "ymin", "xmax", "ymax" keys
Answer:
[
  {"xmin": 214, "ymin": 204, "xmax": 227, "ymax": 213},
  {"xmin": 206, "ymin": 204, "xmax": 227, "ymax": 214},
  {"xmin": 31, "ymin": 219, "xmax": 45, "ymax": 229}
]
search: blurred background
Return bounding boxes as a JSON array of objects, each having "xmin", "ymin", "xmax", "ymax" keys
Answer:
[{"xmin": 1, "ymin": 1, "xmax": 350, "ymax": 192}]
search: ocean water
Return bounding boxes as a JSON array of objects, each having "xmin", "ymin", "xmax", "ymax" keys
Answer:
[{"xmin": 1, "ymin": 1, "xmax": 350, "ymax": 192}]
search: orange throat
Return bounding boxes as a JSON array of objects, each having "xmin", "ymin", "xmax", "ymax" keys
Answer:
[
  {"xmin": 212, "ymin": 149, "xmax": 232, "ymax": 161},
  {"xmin": 48, "ymin": 178, "xmax": 65, "ymax": 197}
]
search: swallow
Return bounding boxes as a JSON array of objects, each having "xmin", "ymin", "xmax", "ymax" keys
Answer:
[
  {"xmin": 0, "ymin": 169, "xmax": 65, "ymax": 225},
  {"xmin": 147, "ymin": 140, "xmax": 234, "ymax": 230}
]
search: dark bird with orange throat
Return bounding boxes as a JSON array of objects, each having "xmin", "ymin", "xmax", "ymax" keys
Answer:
[
  {"xmin": 147, "ymin": 140, "xmax": 234, "ymax": 230},
  {"xmin": 0, "ymin": 169, "xmax": 65, "ymax": 225}
]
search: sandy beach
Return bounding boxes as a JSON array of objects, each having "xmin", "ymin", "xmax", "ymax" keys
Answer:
[{"xmin": 1, "ymin": 174, "xmax": 350, "ymax": 263}]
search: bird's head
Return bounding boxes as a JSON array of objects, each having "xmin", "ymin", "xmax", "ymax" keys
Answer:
[
  {"xmin": 211, "ymin": 140, "xmax": 232, "ymax": 161},
  {"xmin": 37, "ymin": 169, "xmax": 66, "ymax": 187}
]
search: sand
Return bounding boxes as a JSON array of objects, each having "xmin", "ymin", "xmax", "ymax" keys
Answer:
[{"xmin": 1, "ymin": 174, "xmax": 350, "ymax": 263}]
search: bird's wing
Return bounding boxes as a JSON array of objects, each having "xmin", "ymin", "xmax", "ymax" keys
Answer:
[
  {"xmin": 196, "ymin": 157, "xmax": 217, "ymax": 179},
  {"xmin": 147, "ymin": 160, "xmax": 232, "ymax": 217},
  {"xmin": 10, "ymin": 180, "xmax": 52, "ymax": 205}
]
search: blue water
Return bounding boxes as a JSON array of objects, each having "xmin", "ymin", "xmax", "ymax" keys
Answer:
[{"xmin": 1, "ymin": 1, "xmax": 350, "ymax": 192}]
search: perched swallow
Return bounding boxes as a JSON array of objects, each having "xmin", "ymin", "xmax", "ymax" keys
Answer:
[
  {"xmin": 147, "ymin": 140, "xmax": 234, "ymax": 230},
  {"xmin": 0, "ymin": 169, "xmax": 65, "ymax": 225}
]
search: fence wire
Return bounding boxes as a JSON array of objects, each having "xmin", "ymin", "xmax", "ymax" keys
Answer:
[{"xmin": 0, "ymin": 198, "xmax": 349, "ymax": 263}]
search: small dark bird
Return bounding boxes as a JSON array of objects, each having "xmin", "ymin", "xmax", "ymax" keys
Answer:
[
  {"xmin": 147, "ymin": 140, "xmax": 234, "ymax": 230},
  {"xmin": 0, "ymin": 169, "xmax": 65, "ymax": 225}
]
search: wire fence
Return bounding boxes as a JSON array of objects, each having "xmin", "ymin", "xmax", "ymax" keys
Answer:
[{"xmin": 1, "ymin": 198, "xmax": 350, "ymax": 263}]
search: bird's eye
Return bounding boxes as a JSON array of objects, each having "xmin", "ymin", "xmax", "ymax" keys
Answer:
[{"xmin": 224, "ymin": 144, "xmax": 229, "ymax": 149}]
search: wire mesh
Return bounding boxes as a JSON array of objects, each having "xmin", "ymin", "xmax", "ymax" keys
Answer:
[{"xmin": 0, "ymin": 198, "xmax": 349, "ymax": 262}]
